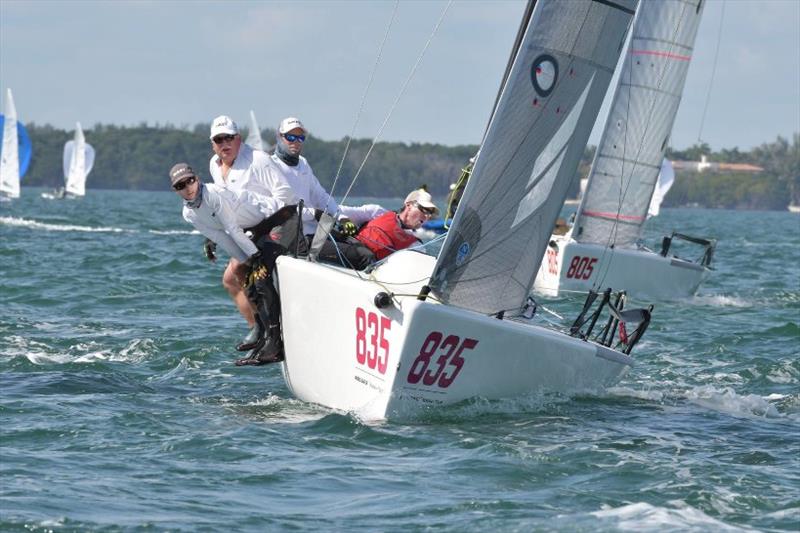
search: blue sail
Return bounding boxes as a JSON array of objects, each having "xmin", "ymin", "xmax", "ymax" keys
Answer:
[{"xmin": 0, "ymin": 114, "xmax": 32, "ymax": 178}]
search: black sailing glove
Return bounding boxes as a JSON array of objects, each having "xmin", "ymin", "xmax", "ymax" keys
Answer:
[
  {"xmin": 203, "ymin": 239, "xmax": 217, "ymax": 262},
  {"xmin": 338, "ymin": 218, "xmax": 358, "ymax": 237}
]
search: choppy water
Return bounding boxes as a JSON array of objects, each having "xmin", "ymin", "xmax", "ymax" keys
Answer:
[{"xmin": 2, "ymin": 188, "xmax": 798, "ymax": 532}]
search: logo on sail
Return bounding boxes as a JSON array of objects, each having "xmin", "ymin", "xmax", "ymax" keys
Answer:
[
  {"xmin": 455, "ymin": 242, "xmax": 470, "ymax": 266},
  {"xmin": 531, "ymin": 55, "xmax": 558, "ymax": 97}
]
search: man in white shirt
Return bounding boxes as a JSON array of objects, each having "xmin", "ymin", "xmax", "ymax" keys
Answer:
[
  {"xmin": 207, "ymin": 115, "xmax": 295, "ymax": 353},
  {"xmin": 271, "ymin": 116, "xmax": 380, "ymax": 270},
  {"xmin": 170, "ymin": 162, "xmax": 286, "ymax": 366}
]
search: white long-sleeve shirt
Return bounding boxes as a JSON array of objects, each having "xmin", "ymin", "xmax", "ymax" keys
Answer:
[
  {"xmin": 270, "ymin": 154, "xmax": 341, "ymax": 235},
  {"xmin": 182, "ymin": 183, "xmax": 282, "ymax": 262},
  {"xmin": 210, "ymin": 143, "xmax": 294, "ymax": 205}
]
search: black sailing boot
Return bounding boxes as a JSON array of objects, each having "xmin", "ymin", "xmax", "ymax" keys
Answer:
[
  {"xmin": 236, "ymin": 316, "xmax": 265, "ymax": 352},
  {"xmin": 234, "ymin": 325, "xmax": 283, "ymax": 366}
]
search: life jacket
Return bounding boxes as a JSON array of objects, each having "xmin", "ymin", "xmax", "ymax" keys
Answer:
[{"xmin": 356, "ymin": 211, "xmax": 419, "ymax": 260}]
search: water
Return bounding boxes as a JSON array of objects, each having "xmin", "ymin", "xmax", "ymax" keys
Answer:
[{"xmin": 2, "ymin": 189, "xmax": 798, "ymax": 532}]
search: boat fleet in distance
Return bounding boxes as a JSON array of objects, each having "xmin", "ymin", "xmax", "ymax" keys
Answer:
[{"xmin": 0, "ymin": 88, "xmax": 94, "ymax": 201}]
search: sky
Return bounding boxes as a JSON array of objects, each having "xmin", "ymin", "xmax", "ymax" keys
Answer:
[{"xmin": 1, "ymin": 0, "xmax": 798, "ymax": 151}]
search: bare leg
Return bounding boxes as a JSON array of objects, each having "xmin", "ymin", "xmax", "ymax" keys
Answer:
[{"xmin": 223, "ymin": 258, "xmax": 256, "ymax": 327}]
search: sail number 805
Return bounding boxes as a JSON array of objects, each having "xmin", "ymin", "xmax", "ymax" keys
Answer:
[
  {"xmin": 566, "ymin": 256, "xmax": 597, "ymax": 280},
  {"xmin": 407, "ymin": 332, "xmax": 478, "ymax": 388}
]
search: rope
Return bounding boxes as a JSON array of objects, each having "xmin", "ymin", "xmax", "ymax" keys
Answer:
[
  {"xmin": 697, "ymin": 0, "xmax": 726, "ymax": 144},
  {"xmin": 339, "ymin": 0, "xmax": 454, "ymax": 205}
]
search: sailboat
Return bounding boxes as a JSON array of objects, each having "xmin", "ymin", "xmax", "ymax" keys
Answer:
[
  {"xmin": 534, "ymin": 0, "xmax": 715, "ymax": 301},
  {"xmin": 59, "ymin": 122, "xmax": 95, "ymax": 198},
  {"xmin": 0, "ymin": 88, "xmax": 32, "ymax": 200},
  {"xmin": 274, "ymin": 0, "xmax": 643, "ymax": 420},
  {"xmin": 245, "ymin": 110, "xmax": 265, "ymax": 152}
]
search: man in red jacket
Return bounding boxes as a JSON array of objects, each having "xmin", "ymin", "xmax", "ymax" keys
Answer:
[{"xmin": 356, "ymin": 188, "xmax": 439, "ymax": 260}]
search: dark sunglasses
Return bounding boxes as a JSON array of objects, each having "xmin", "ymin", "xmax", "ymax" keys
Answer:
[
  {"xmin": 173, "ymin": 176, "xmax": 197, "ymax": 191},
  {"xmin": 415, "ymin": 202, "xmax": 435, "ymax": 216},
  {"xmin": 212, "ymin": 134, "xmax": 237, "ymax": 145},
  {"xmin": 283, "ymin": 133, "xmax": 306, "ymax": 143}
]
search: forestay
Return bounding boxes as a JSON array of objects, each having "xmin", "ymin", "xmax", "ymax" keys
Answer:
[
  {"xmin": 430, "ymin": 0, "xmax": 635, "ymax": 315},
  {"xmin": 573, "ymin": 0, "xmax": 705, "ymax": 246},
  {"xmin": 63, "ymin": 122, "xmax": 95, "ymax": 197},
  {"xmin": 0, "ymin": 88, "xmax": 20, "ymax": 198}
]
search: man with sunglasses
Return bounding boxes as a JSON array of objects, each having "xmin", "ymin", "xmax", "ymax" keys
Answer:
[
  {"xmin": 356, "ymin": 188, "xmax": 439, "ymax": 260},
  {"xmin": 270, "ymin": 116, "xmax": 380, "ymax": 270},
  {"xmin": 207, "ymin": 115, "xmax": 295, "ymax": 355},
  {"xmin": 170, "ymin": 162, "xmax": 288, "ymax": 366}
]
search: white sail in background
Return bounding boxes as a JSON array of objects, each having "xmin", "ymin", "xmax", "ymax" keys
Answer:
[
  {"xmin": 573, "ymin": 0, "xmax": 705, "ymax": 246},
  {"xmin": 62, "ymin": 122, "xmax": 95, "ymax": 197},
  {"xmin": 245, "ymin": 110, "xmax": 265, "ymax": 152},
  {"xmin": 648, "ymin": 158, "xmax": 675, "ymax": 218},
  {"xmin": 430, "ymin": 0, "xmax": 635, "ymax": 314},
  {"xmin": 0, "ymin": 88, "xmax": 20, "ymax": 199}
]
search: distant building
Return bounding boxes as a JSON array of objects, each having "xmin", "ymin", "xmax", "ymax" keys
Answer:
[{"xmin": 672, "ymin": 155, "xmax": 764, "ymax": 174}]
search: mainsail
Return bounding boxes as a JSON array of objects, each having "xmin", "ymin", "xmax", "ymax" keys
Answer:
[
  {"xmin": 246, "ymin": 110, "xmax": 265, "ymax": 152},
  {"xmin": 573, "ymin": 0, "xmax": 705, "ymax": 246},
  {"xmin": 63, "ymin": 122, "xmax": 95, "ymax": 197},
  {"xmin": 430, "ymin": 0, "xmax": 635, "ymax": 315},
  {"xmin": 0, "ymin": 88, "xmax": 20, "ymax": 199}
]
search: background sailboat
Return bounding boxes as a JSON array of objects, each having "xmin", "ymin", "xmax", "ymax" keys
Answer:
[
  {"xmin": 60, "ymin": 122, "xmax": 95, "ymax": 198},
  {"xmin": 275, "ymin": 0, "xmax": 640, "ymax": 419},
  {"xmin": 245, "ymin": 110, "xmax": 265, "ymax": 152},
  {"xmin": 534, "ymin": 0, "xmax": 715, "ymax": 300},
  {"xmin": 0, "ymin": 88, "xmax": 32, "ymax": 200}
]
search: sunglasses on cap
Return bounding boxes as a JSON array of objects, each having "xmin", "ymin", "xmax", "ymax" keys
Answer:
[
  {"xmin": 173, "ymin": 176, "xmax": 197, "ymax": 191},
  {"xmin": 283, "ymin": 133, "xmax": 306, "ymax": 143},
  {"xmin": 212, "ymin": 134, "xmax": 237, "ymax": 145},
  {"xmin": 414, "ymin": 202, "xmax": 435, "ymax": 217}
]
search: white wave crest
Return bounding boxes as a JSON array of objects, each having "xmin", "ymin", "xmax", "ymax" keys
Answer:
[
  {"xmin": 591, "ymin": 501, "xmax": 752, "ymax": 531},
  {"xmin": 149, "ymin": 229, "xmax": 200, "ymax": 235},
  {"xmin": 686, "ymin": 385, "xmax": 782, "ymax": 419},
  {"xmin": 0, "ymin": 215, "xmax": 131, "ymax": 233},
  {"xmin": 691, "ymin": 294, "xmax": 751, "ymax": 308}
]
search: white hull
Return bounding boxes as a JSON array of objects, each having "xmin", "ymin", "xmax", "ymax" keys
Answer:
[
  {"xmin": 277, "ymin": 251, "xmax": 632, "ymax": 420},
  {"xmin": 534, "ymin": 234, "xmax": 710, "ymax": 300}
]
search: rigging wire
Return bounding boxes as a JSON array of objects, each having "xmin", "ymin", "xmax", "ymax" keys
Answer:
[
  {"xmin": 339, "ymin": 0, "xmax": 454, "ymax": 206},
  {"xmin": 697, "ymin": 0, "xmax": 726, "ymax": 144},
  {"xmin": 328, "ymin": 1, "xmax": 400, "ymax": 201}
]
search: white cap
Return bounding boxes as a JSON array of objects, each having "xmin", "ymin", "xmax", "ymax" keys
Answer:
[
  {"xmin": 279, "ymin": 117, "xmax": 305, "ymax": 134},
  {"xmin": 404, "ymin": 189, "xmax": 439, "ymax": 215},
  {"xmin": 209, "ymin": 115, "xmax": 239, "ymax": 139}
]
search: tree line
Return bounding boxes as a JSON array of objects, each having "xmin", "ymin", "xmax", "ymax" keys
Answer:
[{"xmin": 20, "ymin": 123, "xmax": 800, "ymax": 210}]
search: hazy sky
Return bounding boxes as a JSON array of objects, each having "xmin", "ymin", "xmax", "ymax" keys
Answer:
[{"xmin": 1, "ymin": 0, "xmax": 798, "ymax": 150}]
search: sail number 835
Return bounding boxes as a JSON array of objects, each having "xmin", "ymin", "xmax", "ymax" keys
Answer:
[{"xmin": 407, "ymin": 332, "xmax": 478, "ymax": 388}]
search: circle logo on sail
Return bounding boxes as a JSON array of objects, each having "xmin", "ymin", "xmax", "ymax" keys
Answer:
[
  {"xmin": 456, "ymin": 242, "xmax": 470, "ymax": 266},
  {"xmin": 531, "ymin": 55, "xmax": 558, "ymax": 97}
]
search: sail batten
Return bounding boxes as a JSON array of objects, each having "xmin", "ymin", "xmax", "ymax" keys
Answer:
[
  {"xmin": 574, "ymin": 0, "xmax": 705, "ymax": 247},
  {"xmin": 430, "ymin": 0, "xmax": 635, "ymax": 315}
]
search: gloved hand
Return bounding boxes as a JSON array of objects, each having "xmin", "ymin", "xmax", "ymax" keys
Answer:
[
  {"xmin": 203, "ymin": 239, "xmax": 217, "ymax": 262},
  {"xmin": 244, "ymin": 251, "xmax": 261, "ymax": 268},
  {"xmin": 338, "ymin": 218, "xmax": 358, "ymax": 237}
]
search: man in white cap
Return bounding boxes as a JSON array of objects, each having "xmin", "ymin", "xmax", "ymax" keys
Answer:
[
  {"xmin": 271, "ymin": 116, "xmax": 381, "ymax": 269},
  {"xmin": 207, "ymin": 115, "xmax": 294, "ymax": 352},
  {"xmin": 169, "ymin": 162, "xmax": 289, "ymax": 365},
  {"xmin": 356, "ymin": 188, "xmax": 439, "ymax": 260}
]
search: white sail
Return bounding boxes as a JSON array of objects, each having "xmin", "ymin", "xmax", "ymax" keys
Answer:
[
  {"xmin": 0, "ymin": 88, "xmax": 20, "ymax": 199},
  {"xmin": 245, "ymin": 110, "xmax": 264, "ymax": 152},
  {"xmin": 62, "ymin": 122, "xmax": 95, "ymax": 197},
  {"xmin": 573, "ymin": 0, "xmax": 705, "ymax": 246},
  {"xmin": 648, "ymin": 158, "xmax": 675, "ymax": 218},
  {"xmin": 430, "ymin": 0, "xmax": 635, "ymax": 315}
]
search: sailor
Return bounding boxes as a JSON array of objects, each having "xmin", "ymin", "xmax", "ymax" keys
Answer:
[
  {"xmin": 356, "ymin": 188, "xmax": 439, "ymax": 260},
  {"xmin": 206, "ymin": 115, "xmax": 295, "ymax": 357},
  {"xmin": 270, "ymin": 116, "xmax": 379, "ymax": 269},
  {"xmin": 169, "ymin": 162, "xmax": 289, "ymax": 366}
]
